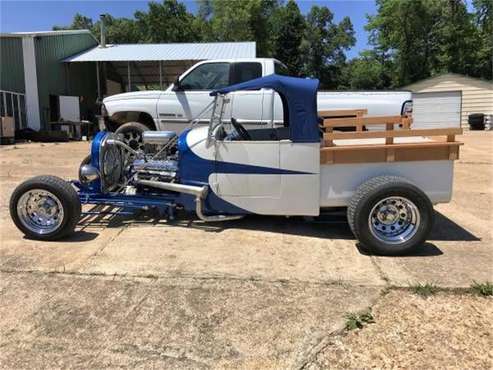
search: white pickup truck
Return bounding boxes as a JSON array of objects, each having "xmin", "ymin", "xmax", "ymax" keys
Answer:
[{"xmin": 101, "ymin": 58, "xmax": 412, "ymax": 148}]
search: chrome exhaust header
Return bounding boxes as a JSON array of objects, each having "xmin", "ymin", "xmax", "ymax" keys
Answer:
[{"xmin": 134, "ymin": 179, "xmax": 243, "ymax": 222}]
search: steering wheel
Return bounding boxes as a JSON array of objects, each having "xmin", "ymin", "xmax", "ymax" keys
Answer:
[{"xmin": 230, "ymin": 118, "xmax": 252, "ymax": 141}]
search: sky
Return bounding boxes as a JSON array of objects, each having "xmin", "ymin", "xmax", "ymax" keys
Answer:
[{"xmin": 0, "ymin": 0, "xmax": 379, "ymax": 59}]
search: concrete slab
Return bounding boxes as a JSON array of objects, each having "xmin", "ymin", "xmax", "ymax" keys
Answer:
[
  {"xmin": 372, "ymin": 131, "xmax": 493, "ymax": 287},
  {"xmin": 0, "ymin": 211, "xmax": 123, "ymax": 273},
  {"xmin": 0, "ymin": 272, "xmax": 381, "ymax": 369},
  {"xmin": 75, "ymin": 216, "xmax": 385, "ymax": 286},
  {"xmin": 0, "ymin": 132, "xmax": 492, "ymax": 368}
]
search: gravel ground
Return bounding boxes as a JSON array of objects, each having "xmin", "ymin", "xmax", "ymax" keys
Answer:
[{"xmin": 307, "ymin": 290, "xmax": 493, "ymax": 369}]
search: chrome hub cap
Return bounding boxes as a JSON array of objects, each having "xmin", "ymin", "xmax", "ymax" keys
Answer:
[
  {"xmin": 369, "ymin": 196, "xmax": 420, "ymax": 244},
  {"xmin": 17, "ymin": 190, "xmax": 64, "ymax": 234},
  {"xmin": 122, "ymin": 131, "xmax": 143, "ymax": 151}
]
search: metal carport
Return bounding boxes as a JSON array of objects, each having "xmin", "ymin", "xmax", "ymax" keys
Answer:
[{"xmin": 63, "ymin": 42, "xmax": 256, "ymax": 100}]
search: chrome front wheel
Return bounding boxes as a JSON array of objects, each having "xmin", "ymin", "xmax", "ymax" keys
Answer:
[
  {"xmin": 10, "ymin": 175, "xmax": 81, "ymax": 240},
  {"xmin": 17, "ymin": 189, "xmax": 65, "ymax": 235}
]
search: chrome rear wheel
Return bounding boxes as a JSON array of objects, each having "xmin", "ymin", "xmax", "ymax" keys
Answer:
[
  {"xmin": 347, "ymin": 176, "xmax": 434, "ymax": 256},
  {"xmin": 369, "ymin": 196, "xmax": 420, "ymax": 244}
]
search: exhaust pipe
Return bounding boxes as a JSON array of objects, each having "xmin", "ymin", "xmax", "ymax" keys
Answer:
[
  {"xmin": 135, "ymin": 179, "xmax": 243, "ymax": 222},
  {"xmin": 136, "ymin": 179, "xmax": 207, "ymax": 198},
  {"xmin": 100, "ymin": 14, "xmax": 106, "ymax": 48}
]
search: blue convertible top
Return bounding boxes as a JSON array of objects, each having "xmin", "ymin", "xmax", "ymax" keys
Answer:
[{"xmin": 211, "ymin": 74, "xmax": 320, "ymax": 143}]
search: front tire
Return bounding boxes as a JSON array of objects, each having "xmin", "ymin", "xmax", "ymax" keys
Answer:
[
  {"xmin": 9, "ymin": 176, "xmax": 81, "ymax": 240},
  {"xmin": 115, "ymin": 122, "xmax": 149, "ymax": 151},
  {"xmin": 347, "ymin": 176, "xmax": 434, "ymax": 256}
]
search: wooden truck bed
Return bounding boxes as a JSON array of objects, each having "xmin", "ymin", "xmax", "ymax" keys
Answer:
[{"xmin": 318, "ymin": 109, "xmax": 463, "ymax": 165}]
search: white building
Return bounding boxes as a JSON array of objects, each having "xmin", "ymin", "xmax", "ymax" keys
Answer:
[{"xmin": 405, "ymin": 73, "xmax": 493, "ymax": 126}]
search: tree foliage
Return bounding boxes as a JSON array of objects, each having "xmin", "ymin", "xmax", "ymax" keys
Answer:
[
  {"xmin": 301, "ymin": 6, "xmax": 355, "ymax": 88},
  {"xmin": 473, "ymin": 0, "xmax": 493, "ymax": 79},
  {"xmin": 53, "ymin": 0, "xmax": 491, "ymax": 89},
  {"xmin": 356, "ymin": 0, "xmax": 492, "ymax": 88},
  {"xmin": 270, "ymin": 0, "xmax": 305, "ymax": 75},
  {"xmin": 135, "ymin": 0, "xmax": 199, "ymax": 42},
  {"xmin": 206, "ymin": 0, "xmax": 280, "ymax": 56}
]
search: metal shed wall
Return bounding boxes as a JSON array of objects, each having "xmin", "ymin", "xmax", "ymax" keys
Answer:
[
  {"xmin": 405, "ymin": 73, "xmax": 493, "ymax": 126},
  {"xmin": 0, "ymin": 37, "xmax": 25, "ymax": 93},
  {"xmin": 34, "ymin": 33, "xmax": 98, "ymax": 128}
]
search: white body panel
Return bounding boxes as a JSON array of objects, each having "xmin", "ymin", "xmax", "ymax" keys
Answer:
[
  {"xmin": 214, "ymin": 141, "xmax": 281, "ymax": 198},
  {"xmin": 319, "ymin": 160, "xmax": 454, "ymax": 207},
  {"xmin": 211, "ymin": 141, "xmax": 320, "ymax": 215},
  {"xmin": 186, "ymin": 127, "xmax": 320, "ymax": 216},
  {"xmin": 103, "ymin": 90, "xmax": 159, "ymax": 126}
]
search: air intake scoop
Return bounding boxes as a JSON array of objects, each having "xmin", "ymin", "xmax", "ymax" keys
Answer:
[{"xmin": 142, "ymin": 131, "xmax": 177, "ymax": 145}]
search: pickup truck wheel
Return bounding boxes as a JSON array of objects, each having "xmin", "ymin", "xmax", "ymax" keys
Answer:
[
  {"xmin": 347, "ymin": 176, "xmax": 434, "ymax": 256},
  {"xmin": 115, "ymin": 122, "xmax": 149, "ymax": 151},
  {"xmin": 9, "ymin": 175, "xmax": 81, "ymax": 240}
]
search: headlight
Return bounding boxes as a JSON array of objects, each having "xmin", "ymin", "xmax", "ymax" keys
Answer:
[{"xmin": 79, "ymin": 164, "xmax": 100, "ymax": 184}]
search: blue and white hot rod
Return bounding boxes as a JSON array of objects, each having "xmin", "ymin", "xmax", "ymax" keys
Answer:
[{"xmin": 9, "ymin": 75, "xmax": 462, "ymax": 255}]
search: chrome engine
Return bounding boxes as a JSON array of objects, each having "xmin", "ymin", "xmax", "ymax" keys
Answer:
[
  {"xmin": 132, "ymin": 159, "xmax": 178, "ymax": 182},
  {"xmin": 79, "ymin": 131, "xmax": 180, "ymax": 192}
]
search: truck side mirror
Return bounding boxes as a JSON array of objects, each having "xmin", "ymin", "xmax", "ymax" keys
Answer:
[{"xmin": 172, "ymin": 77, "xmax": 183, "ymax": 92}]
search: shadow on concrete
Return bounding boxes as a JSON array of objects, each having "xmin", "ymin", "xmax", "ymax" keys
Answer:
[
  {"xmin": 429, "ymin": 211, "xmax": 480, "ymax": 242},
  {"xmin": 76, "ymin": 207, "xmax": 479, "ymax": 244},
  {"xmin": 356, "ymin": 242, "xmax": 444, "ymax": 257},
  {"xmin": 77, "ymin": 206, "xmax": 355, "ymax": 240},
  {"xmin": 23, "ymin": 230, "xmax": 100, "ymax": 243}
]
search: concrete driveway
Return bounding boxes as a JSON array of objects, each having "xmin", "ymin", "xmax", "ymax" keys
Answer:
[{"xmin": 0, "ymin": 131, "xmax": 491, "ymax": 368}]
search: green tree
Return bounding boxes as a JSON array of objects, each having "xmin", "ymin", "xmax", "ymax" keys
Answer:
[
  {"xmin": 434, "ymin": 0, "xmax": 480, "ymax": 76},
  {"xmin": 344, "ymin": 50, "xmax": 393, "ymax": 89},
  {"xmin": 135, "ymin": 0, "xmax": 200, "ymax": 42},
  {"xmin": 300, "ymin": 6, "xmax": 355, "ymax": 88},
  {"xmin": 270, "ymin": 0, "xmax": 305, "ymax": 75},
  {"xmin": 366, "ymin": 0, "xmax": 487, "ymax": 86},
  {"xmin": 473, "ymin": 0, "xmax": 493, "ymax": 79},
  {"xmin": 207, "ymin": 0, "xmax": 280, "ymax": 56},
  {"xmin": 53, "ymin": 13, "xmax": 93, "ymax": 31},
  {"xmin": 93, "ymin": 15, "xmax": 143, "ymax": 44},
  {"xmin": 53, "ymin": 13, "xmax": 142, "ymax": 44},
  {"xmin": 366, "ymin": 0, "xmax": 437, "ymax": 86}
]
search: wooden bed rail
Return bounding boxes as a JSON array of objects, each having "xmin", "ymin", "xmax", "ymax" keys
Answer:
[
  {"xmin": 318, "ymin": 109, "xmax": 368, "ymax": 117},
  {"xmin": 318, "ymin": 109, "xmax": 462, "ymax": 165},
  {"xmin": 323, "ymin": 127, "xmax": 462, "ymax": 145}
]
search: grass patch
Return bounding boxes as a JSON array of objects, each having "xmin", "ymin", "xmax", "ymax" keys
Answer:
[
  {"xmin": 344, "ymin": 311, "xmax": 375, "ymax": 330},
  {"xmin": 471, "ymin": 281, "xmax": 493, "ymax": 296},
  {"xmin": 411, "ymin": 282, "xmax": 439, "ymax": 297}
]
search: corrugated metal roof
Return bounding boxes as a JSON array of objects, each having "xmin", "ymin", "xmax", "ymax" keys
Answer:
[{"xmin": 64, "ymin": 42, "xmax": 256, "ymax": 62}]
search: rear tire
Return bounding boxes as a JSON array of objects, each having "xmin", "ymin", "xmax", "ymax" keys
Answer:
[
  {"xmin": 347, "ymin": 176, "xmax": 434, "ymax": 256},
  {"xmin": 115, "ymin": 122, "xmax": 149, "ymax": 151},
  {"xmin": 9, "ymin": 175, "xmax": 81, "ymax": 240}
]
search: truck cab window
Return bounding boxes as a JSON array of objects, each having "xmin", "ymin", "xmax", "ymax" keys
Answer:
[
  {"xmin": 180, "ymin": 63, "xmax": 231, "ymax": 90},
  {"xmin": 274, "ymin": 62, "xmax": 289, "ymax": 76},
  {"xmin": 231, "ymin": 63, "xmax": 262, "ymax": 84}
]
